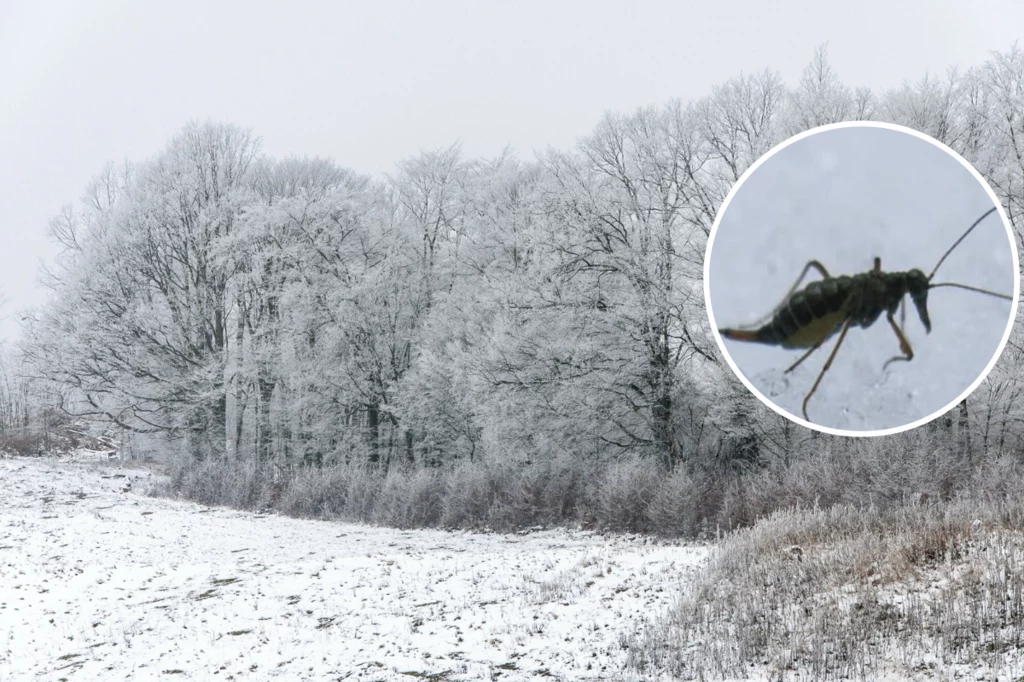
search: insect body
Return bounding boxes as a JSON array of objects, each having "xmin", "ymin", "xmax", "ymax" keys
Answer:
[{"xmin": 718, "ymin": 207, "xmax": 1013, "ymax": 423}]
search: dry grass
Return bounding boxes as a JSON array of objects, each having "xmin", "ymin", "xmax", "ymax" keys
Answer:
[
  {"xmin": 157, "ymin": 450, "xmax": 727, "ymax": 535},
  {"xmin": 155, "ymin": 437, "xmax": 1024, "ymax": 539},
  {"xmin": 627, "ymin": 499, "xmax": 1024, "ymax": 680}
]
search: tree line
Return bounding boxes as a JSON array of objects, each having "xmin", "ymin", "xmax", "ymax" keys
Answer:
[{"xmin": 11, "ymin": 46, "xmax": 1024, "ymax": 475}]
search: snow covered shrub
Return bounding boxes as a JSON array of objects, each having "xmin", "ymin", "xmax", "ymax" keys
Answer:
[
  {"xmin": 373, "ymin": 466, "xmax": 444, "ymax": 528},
  {"xmin": 440, "ymin": 461, "xmax": 498, "ymax": 528},
  {"xmin": 591, "ymin": 455, "xmax": 662, "ymax": 533}
]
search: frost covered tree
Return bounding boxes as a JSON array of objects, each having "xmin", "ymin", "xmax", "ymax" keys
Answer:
[
  {"xmin": 23, "ymin": 123, "xmax": 259, "ymax": 458},
  {"xmin": 229, "ymin": 157, "xmax": 372, "ymax": 463},
  {"xmin": 467, "ymin": 105, "xmax": 727, "ymax": 466},
  {"xmin": 17, "ymin": 45, "xmax": 1024, "ymax": 485},
  {"xmin": 786, "ymin": 44, "xmax": 856, "ymax": 133}
]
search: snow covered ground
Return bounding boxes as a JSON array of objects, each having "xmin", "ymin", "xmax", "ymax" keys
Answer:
[{"xmin": 0, "ymin": 456, "xmax": 709, "ymax": 681}]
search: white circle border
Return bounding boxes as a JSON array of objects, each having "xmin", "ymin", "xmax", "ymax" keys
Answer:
[{"xmin": 703, "ymin": 121, "xmax": 1022, "ymax": 438}]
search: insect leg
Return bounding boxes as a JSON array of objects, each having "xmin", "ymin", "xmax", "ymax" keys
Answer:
[
  {"xmin": 801, "ymin": 317, "xmax": 854, "ymax": 422},
  {"xmin": 890, "ymin": 297, "xmax": 907, "ymax": 359},
  {"xmin": 791, "ymin": 260, "xmax": 832, "ymax": 290},
  {"xmin": 742, "ymin": 260, "xmax": 832, "ymax": 329},
  {"xmin": 785, "ymin": 341, "xmax": 825, "ymax": 374},
  {"xmin": 882, "ymin": 312, "xmax": 915, "ymax": 370}
]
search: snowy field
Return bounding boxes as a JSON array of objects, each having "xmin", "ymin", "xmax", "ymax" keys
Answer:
[{"xmin": 0, "ymin": 457, "xmax": 709, "ymax": 681}]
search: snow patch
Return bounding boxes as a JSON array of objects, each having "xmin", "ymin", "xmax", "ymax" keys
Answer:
[{"xmin": 0, "ymin": 458, "xmax": 708, "ymax": 681}]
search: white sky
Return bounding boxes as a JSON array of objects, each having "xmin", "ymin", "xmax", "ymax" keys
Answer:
[{"xmin": 2, "ymin": 0, "xmax": 1023, "ymax": 344}]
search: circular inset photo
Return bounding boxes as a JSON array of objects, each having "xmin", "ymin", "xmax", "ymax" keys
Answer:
[{"xmin": 705, "ymin": 122, "xmax": 1019, "ymax": 436}]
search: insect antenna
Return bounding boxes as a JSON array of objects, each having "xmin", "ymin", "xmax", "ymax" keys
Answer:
[
  {"xmin": 927, "ymin": 206, "xmax": 1012, "ymax": 300},
  {"xmin": 929, "ymin": 282, "xmax": 1013, "ymax": 300}
]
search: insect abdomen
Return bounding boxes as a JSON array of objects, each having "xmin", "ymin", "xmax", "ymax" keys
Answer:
[{"xmin": 725, "ymin": 277, "xmax": 854, "ymax": 349}]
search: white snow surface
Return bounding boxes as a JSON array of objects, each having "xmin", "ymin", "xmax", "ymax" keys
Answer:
[{"xmin": 0, "ymin": 457, "xmax": 709, "ymax": 681}]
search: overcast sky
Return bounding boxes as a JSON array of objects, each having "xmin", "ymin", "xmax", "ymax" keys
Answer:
[{"xmin": 2, "ymin": 0, "xmax": 1023, "ymax": 344}]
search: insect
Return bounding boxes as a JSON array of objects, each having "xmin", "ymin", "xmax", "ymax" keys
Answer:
[{"xmin": 718, "ymin": 206, "xmax": 1013, "ymax": 423}]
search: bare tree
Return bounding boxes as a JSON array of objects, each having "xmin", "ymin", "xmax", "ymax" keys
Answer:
[{"xmin": 786, "ymin": 44, "xmax": 854, "ymax": 133}]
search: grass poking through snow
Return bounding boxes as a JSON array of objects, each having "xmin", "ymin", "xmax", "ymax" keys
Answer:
[{"xmin": 627, "ymin": 499, "xmax": 1024, "ymax": 680}]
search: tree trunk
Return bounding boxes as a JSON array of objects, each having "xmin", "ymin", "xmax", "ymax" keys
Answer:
[
  {"xmin": 257, "ymin": 377, "xmax": 274, "ymax": 461},
  {"xmin": 650, "ymin": 333, "xmax": 679, "ymax": 468},
  {"xmin": 367, "ymin": 403, "xmax": 380, "ymax": 463},
  {"xmin": 958, "ymin": 398, "xmax": 971, "ymax": 463}
]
